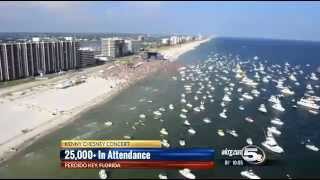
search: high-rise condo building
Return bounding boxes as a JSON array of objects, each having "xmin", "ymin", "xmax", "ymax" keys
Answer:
[{"xmin": 0, "ymin": 39, "xmax": 79, "ymax": 81}]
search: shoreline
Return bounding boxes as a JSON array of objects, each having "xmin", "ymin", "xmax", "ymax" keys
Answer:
[{"xmin": 0, "ymin": 38, "xmax": 211, "ymax": 164}]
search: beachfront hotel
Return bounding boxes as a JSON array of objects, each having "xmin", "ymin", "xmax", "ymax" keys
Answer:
[
  {"xmin": 101, "ymin": 38, "xmax": 127, "ymax": 58},
  {"xmin": 78, "ymin": 47, "xmax": 97, "ymax": 68},
  {"xmin": 0, "ymin": 37, "xmax": 80, "ymax": 81}
]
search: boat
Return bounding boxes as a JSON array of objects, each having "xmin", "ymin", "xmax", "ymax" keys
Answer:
[
  {"xmin": 153, "ymin": 111, "xmax": 162, "ymax": 116},
  {"xmin": 104, "ymin": 121, "xmax": 113, "ymax": 127},
  {"xmin": 188, "ymin": 128, "xmax": 196, "ymax": 135},
  {"xmin": 281, "ymin": 87, "xmax": 294, "ymax": 95},
  {"xmin": 203, "ymin": 117, "xmax": 212, "ymax": 123},
  {"xmin": 261, "ymin": 134, "xmax": 284, "ymax": 153},
  {"xmin": 239, "ymin": 105, "xmax": 245, "ymax": 111},
  {"xmin": 160, "ymin": 128, "xmax": 169, "ymax": 135},
  {"xmin": 169, "ymin": 104, "xmax": 175, "ymax": 110},
  {"xmin": 181, "ymin": 108, "xmax": 188, "ymax": 113},
  {"xmin": 217, "ymin": 129, "xmax": 225, "ymax": 136},
  {"xmin": 305, "ymin": 144, "xmax": 319, "ymax": 152},
  {"xmin": 258, "ymin": 104, "xmax": 267, "ymax": 113},
  {"xmin": 219, "ymin": 111, "xmax": 227, "ymax": 119},
  {"xmin": 245, "ymin": 117, "xmax": 254, "ymax": 123},
  {"xmin": 226, "ymin": 129, "xmax": 239, "ymax": 137},
  {"xmin": 242, "ymin": 93, "xmax": 254, "ymax": 100},
  {"xmin": 222, "ymin": 95, "xmax": 232, "ymax": 102},
  {"xmin": 306, "ymin": 84, "xmax": 313, "ymax": 90},
  {"xmin": 267, "ymin": 126, "xmax": 282, "ymax": 136},
  {"xmin": 179, "ymin": 168, "xmax": 196, "ymax": 179},
  {"xmin": 161, "ymin": 139, "xmax": 170, "ymax": 148},
  {"xmin": 270, "ymin": 118, "xmax": 284, "ymax": 126},
  {"xmin": 268, "ymin": 95, "xmax": 280, "ymax": 104},
  {"xmin": 289, "ymin": 74, "xmax": 297, "ymax": 81},
  {"xmin": 181, "ymin": 98, "xmax": 187, "ymax": 103},
  {"xmin": 193, "ymin": 107, "xmax": 201, "ymax": 112},
  {"xmin": 186, "ymin": 103, "xmax": 193, "ymax": 108},
  {"xmin": 297, "ymin": 98, "xmax": 320, "ymax": 110},
  {"xmin": 310, "ymin": 73, "xmax": 319, "ymax": 81},
  {"xmin": 99, "ymin": 169, "xmax": 108, "ymax": 179},
  {"xmin": 139, "ymin": 114, "xmax": 146, "ymax": 119},
  {"xmin": 272, "ymin": 103, "xmax": 285, "ymax": 112},
  {"xmin": 240, "ymin": 169, "xmax": 260, "ymax": 179},
  {"xmin": 179, "ymin": 139, "xmax": 186, "ymax": 146},
  {"xmin": 180, "ymin": 113, "xmax": 187, "ymax": 119},
  {"xmin": 184, "ymin": 120, "xmax": 191, "ymax": 126},
  {"xmin": 158, "ymin": 173, "xmax": 168, "ymax": 179},
  {"xmin": 246, "ymin": 138, "xmax": 253, "ymax": 145}
]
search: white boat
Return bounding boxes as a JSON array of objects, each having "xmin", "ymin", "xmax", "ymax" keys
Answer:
[
  {"xmin": 258, "ymin": 104, "xmax": 267, "ymax": 113},
  {"xmin": 297, "ymin": 98, "xmax": 320, "ymax": 110},
  {"xmin": 194, "ymin": 96, "xmax": 199, "ymax": 101},
  {"xmin": 169, "ymin": 104, "xmax": 175, "ymax": 110},
  {"xmin": 179, "ymin": 139, "xmax": 186, "ymax": 146},
  {"xmin": 268, "ymin": 95, "xmax": 280, "ymax": 104},
  {"xmin": 203, "ymin": 117, "xmax": 212, "ymax": 124},
  {"xmin": 104, "ymin": 121, "xmax": 113, "ymax": 127},
  {"xmin": 310, "ymin": 73, "xmax": 319, "ymax": 81},
  {"xmin": 305, "ymin": 144, "xmax": 319, "ymax": 152},
  {"xmin": 99, "ymin": 169, "xmax": 108, "ymax": 179},
  {"xmin": 181, "ymin": 108, "xmax": 188, "ymax": 113},
  {"xmin": 139, "ymin": 114, "xmax": 146, "ymax": 119},
  {"xmin": 289, "ymin": 74, "xmax": 297, "ymax": 81},
  {"xmin": 245, "ymin": 117, "xmax": 254, "ymax": 123},
  {"xmin": 181, "ymin": 98, "xmax": 187, "ymax": 104},
  {"xmin": 180, "ymin": 113, "xmax": 187, "ymax": 119},
  {"xmin": 160, "ymin": 128, "xmax": 169, "ymax": 135},
  {"xmin": 270, "ymin": 118, "xmax": 284, "ymax": 126},
  {"xmin": 161, "ymin": 139, "xmax": 170, "ymax": 148},
  {"xmin": 267, "ymin": 126, "xmax": 282, "ymax": 136},
  {"xmin": 153, "ymin": 111, "xmax": 162, "ymax": 116},
  {"xmin": 242, "ymin": 93, "xmax": 254, "ymax": 100},
  {"xmin": 239, "ymin": 105, "xmax": 245, "ymax": 111},
  {"xmin": 272, "ymin": 103, "xmax": 285, "ymax": 112},
  {"xmin": 200, "ymin": 104, "xmax": 206, "ymax": 110},
  {"xmin": 188, "ymin": 128, "xmax": 196, "ymax": 135},
  {"xmin": 226, "ymin": 129, "xmax": 239, "ymax": 137},
  {"xmin": 306, "ymin": 84, "xmax": 313, "ymax": 90},
  {"xmin": 193, "ymin": 107, "xmax": 201, "ymax": 112},
  {"xmin": 309, "ymin": 109, "xmax": 319, "ymax": 114},
  {"xmin": 261, "ymin": 135, "xmax": 284, "ymax": 153},
  {"xmin": 281, "ymin": 87, "xmax": 295, "ymax": 95},
  {"xmin": 179, "ymin": 168, "xmax": 196, "ymax": 179},
  {"xmin": 219, "ymin": 111, "xmax": 227, "ymax": 119},
  {"xmin": 240, "ymin": 169, "xmax": 260, "ymax": 179},
  {"xmin": 158, "ymin": 173, "xmax": 168, "ymax": 179},
  {"xmin": 186, "ymin": 103, "xmax": 193, "ymax": 108},
  {"xmin": 222, "ymin": 95, "xmax": 232, "ymax": 102},
  {"xmin": 217, "ymin": 129, "xmax": 225, "ymax": 136},
  {"xmin": 184, "ymin": 120, "xmax": 191, "ymax": 126},
  {"xmin": 246, "ymin": 138, "xmax": 253, "ymax": 145}
]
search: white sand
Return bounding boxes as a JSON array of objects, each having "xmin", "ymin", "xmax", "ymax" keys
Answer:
[
  {"xmin": 0, "ymin": 38, "xmax": 211, "ymax": 162},
  {"xmin": 160, "ymin": 38, "xmax": 212, "ymax": 62}
]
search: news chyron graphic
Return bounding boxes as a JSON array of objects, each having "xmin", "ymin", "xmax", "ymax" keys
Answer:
[
  {"xmin": 60, "ymin": 139, "xmax": 267, "ymax": 171},
  {"xmin": 60, "ymin": 140, "xmax": 215, "ymax": 169}
]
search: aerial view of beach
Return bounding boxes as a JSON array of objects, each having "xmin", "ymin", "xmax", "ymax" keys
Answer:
[{"xmin": 0, "ymin": 1, "xmax": 320, "ymax": 179}]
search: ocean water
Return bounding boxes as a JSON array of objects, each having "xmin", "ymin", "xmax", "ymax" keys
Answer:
[{"xmin": 0, "ymin": 38, "xmax": 320, "ymax": 179}]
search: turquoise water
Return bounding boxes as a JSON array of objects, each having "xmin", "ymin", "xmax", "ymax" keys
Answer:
[{"xmin": 0, "ymin": 38, "xmax": 320, "ymax": 178}]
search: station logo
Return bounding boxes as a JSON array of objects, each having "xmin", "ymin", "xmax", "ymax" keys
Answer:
[
  {"xmin": 241, "ymin": 145, "xmax": 266, "ymax": 165},
  {"xmin": 221, "ymin": 145, "xmax": 266, "ymax": 166}
]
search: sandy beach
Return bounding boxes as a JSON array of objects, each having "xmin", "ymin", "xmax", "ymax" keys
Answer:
[{"xmin": 0, "ymin": 38, "xmax": 211, "ymax": 163}]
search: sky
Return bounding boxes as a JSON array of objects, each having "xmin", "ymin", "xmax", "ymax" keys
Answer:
[{"xmin": 0, "ymin": 1, "xmax": 320, "ymax": 41}]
